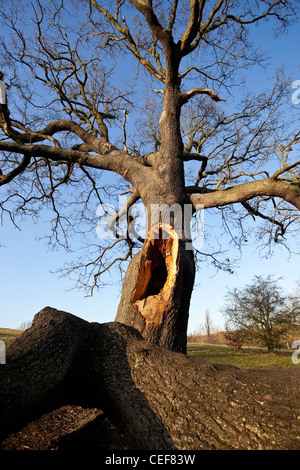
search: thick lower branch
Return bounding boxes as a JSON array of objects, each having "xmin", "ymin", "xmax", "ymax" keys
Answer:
[
  {"xmin": 188, "ymin": 178, "xmax": 300, "ymax": 211},
  {"xmin": 0, "ymin": 141, "xmax": 149, "ymax": 187}
]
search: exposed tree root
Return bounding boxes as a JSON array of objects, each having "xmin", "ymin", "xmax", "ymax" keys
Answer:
[{"xmin": 0, "ymin": 307, "xmax": 299, "ymax": 450}]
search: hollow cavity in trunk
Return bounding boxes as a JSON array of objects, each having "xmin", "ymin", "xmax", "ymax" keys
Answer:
[{"xmin": 131, "ymin": 225, "xmax": 179, "ymax": 326}]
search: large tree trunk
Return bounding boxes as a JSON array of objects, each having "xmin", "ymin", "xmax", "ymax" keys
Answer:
[
  {"xmin": 1, "ymin": 307, "xmax": 299, "ymax": 450},
  {"xmin": 115, "ymin": 224, "xmax": 195, "ymax": 353},
  {"xmin": 113, "ymin": 67, "xmax": 194, "ymax": 353}
]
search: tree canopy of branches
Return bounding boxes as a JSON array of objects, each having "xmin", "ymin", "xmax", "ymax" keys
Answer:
[
  {"xmin": 0, "ymin": 0, "xmax": 300, "ymax": 351},
  {"xmin": 222, "ymin": 275, "xmax": 300, "ymax": 351}
]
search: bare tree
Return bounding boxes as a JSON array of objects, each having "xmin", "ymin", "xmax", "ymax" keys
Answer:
[
  {"xmin": 222, "ymin": 275, "xmax": 300, "ymax": 351},
  {"xmin": 0, "ymin": 1, "xmax": 300, "ymax": 352},
  {"xmin": 18, "ymin": 321, "xmax": 32, "ymax": 331},
  {"xmin": 204, "ymin": 309, "xmax": 212, "ymax": 338},
  {"xmin": 223, "ymin": 328, "xmax": 245, "ymax": 351}
]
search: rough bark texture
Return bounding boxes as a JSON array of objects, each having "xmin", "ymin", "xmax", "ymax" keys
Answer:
[
  {"xmin": 1, "ymin": 307, "xmax": 299, "ymax": 450},
  {"xmin": 190, "ymin": 178, "xmax": 300, "ymax": 212},
  {"xmin": 116, "ymin": 225, "xmax": 195, "ymax": 353}
]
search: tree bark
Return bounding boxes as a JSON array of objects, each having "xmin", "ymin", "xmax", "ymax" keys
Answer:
[
  {"xmin": 1, "ymin": 307, "xmax": 299, "ymax": 450},
  {"xmin": 189, "ymin": 178, "xmax": 300, "ymax": 212},
  {"xmin": 114, "ymin": 57, "xmax": 195, "ymax": 353}
]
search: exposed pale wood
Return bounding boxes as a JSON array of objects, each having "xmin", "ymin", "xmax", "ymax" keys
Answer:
[{"xmin": 132, "ymin": 225, "xmax": 179, "ymax": 328}]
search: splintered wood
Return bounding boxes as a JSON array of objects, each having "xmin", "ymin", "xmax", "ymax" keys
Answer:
[{"xmin": 131, "ymin": 224, "xmax": 179, "ymax": 326}]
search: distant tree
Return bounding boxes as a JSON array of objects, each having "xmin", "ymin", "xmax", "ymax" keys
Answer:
[
  {"xmin": 18, "ymin": 321, "xmax": 32, "ymax": 331},
  {"xmin": 290, "ymin": 280, "xmax": 300, "ymax": 311},
  {"xmin": 223, "ymin": 328, "xmax": 245, "ymax": 351},
  {"xmin": 286, "ymin": 280, "xmax": 300, "ymax": 347},
  {"xmin": 222, "ymin": 275, "xmax": 299, "ymax": 351},
  {"xmin": 204, "ymin": 309, "xmax": 212, "ymax": 338}
]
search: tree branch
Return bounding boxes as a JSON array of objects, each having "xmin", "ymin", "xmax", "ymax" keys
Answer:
[
  {"xmin": 272, "ymin": 160, "xmax": 300, "ymax": 180},
  {"xmin": 177, "ymin": 0, "xmax": 204, "ymax": 57},
  {"xmin": 129, "ymin": 0, "xmax": 180, "ymax": 85},
  {"xmin": 188, "ymin": 178, "xmax": 300, "ymax": 211},
  {"xmin": 107, "ymin": 188, "xmax": 140, "ymax": 234},
  {"xmin": 168, "ymin": 0, "xmax": 179, "ymax": 32},
  {"xmin": 241, "ymin": 200, "xmax": 286, "ymax": 239},
  {"xmin": 90, "ymin": 0, "xmax": 165, "ymax": 82},
  {"xmin": 1, "ymin": 96, "xmax": 112, "ymax": 151},
  {"xmin": 129, "ymin": 0, "xmax": 170, "ymax": 46},
  {"xmin": 0, "ymin": 140, "xmax": 146, "ymax": 184},
  {"xmin": 182, "ymin": 152, "xmax": 208, "ymax": 163},
  {"xmin": 184, "ymin": 0, "xmax": 294, "ymax": 57},
  {"xmin": 180, "ymin": 88, "xmax": 226, "ymax": 104},
  {"xmin": 0, "ymin": 153, "xmax": 31, "ymax": 186}
]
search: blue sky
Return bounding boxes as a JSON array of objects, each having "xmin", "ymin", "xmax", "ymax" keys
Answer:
[
  {"xmin": 0, "ymin": 203, "xmax": 299, "ymax": 332},
  {"xmin": 0, "ymin": 5, "xmax": 300, "ymax": 333}
]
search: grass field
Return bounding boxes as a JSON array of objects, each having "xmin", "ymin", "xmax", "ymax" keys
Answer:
[
  {"xmin": 0, "ymin": 328, "xmax": 22, "ymax": 345},
  {"xmin": 0, "ymin": 328, "xmax": 298, "ymax": 370},
  {"xmin": 187, "ymin": 343, "xmax": 298, "ymax": 369}
]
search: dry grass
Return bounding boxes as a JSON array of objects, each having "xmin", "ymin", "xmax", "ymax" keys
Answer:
[
  {"xmin": 0, "ymin": 328, "xmax": 23, "ymax": 345},
  {"xmin": 187, "ymin": 330, "xmax": 226, "ymax": 345}
]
